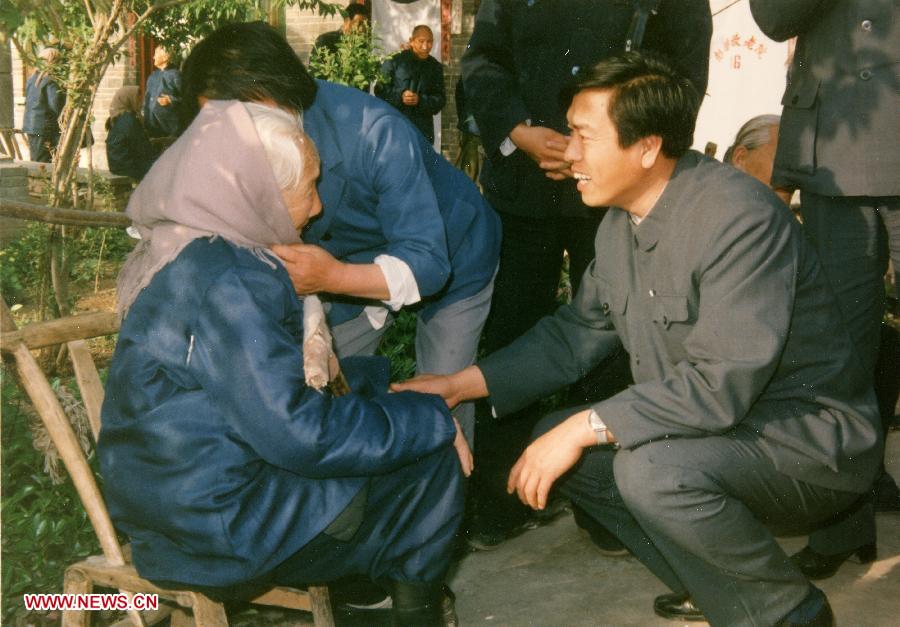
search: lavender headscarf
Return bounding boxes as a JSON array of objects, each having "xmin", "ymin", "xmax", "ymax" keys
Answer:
[{"xmin": 116, "ymin": 100, "xmax": 301, "ymax": 316}]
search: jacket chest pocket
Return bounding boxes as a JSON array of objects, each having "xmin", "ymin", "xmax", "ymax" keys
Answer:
[
  {"xmin": 650, "ymin": 295, "xmax": 690, "ymax": 329},
  {"xmin": 649, "ymin": 295, "xmax": 693, "ymax": 358}
]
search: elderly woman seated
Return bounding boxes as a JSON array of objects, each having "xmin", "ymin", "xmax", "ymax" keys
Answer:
[
  {"xmin": 98, "ymin": 99, "xmax": 465, "ymax": 625},
  {"xmin": 105, "ymin": 85, "xmax": 158, "ymax": 181}
]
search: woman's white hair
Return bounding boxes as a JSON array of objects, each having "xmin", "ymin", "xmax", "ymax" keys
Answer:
[
  {"xmin": 723, "ymin": 114, "xmax": 781, "ymax": 164},
  {"xmin": 243, "ymin": 102, "xmax": 313, "ymax": 192}
]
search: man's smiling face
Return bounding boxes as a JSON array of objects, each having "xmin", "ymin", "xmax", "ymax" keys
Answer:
[{"xmin": 564, "ymin": 88, "xmax": 649, "ymax": 211}]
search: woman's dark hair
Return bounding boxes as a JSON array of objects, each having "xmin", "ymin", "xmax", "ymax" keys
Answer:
[
  {"xmin": 562, "ymin": 52, "xmax": 700, "ymax": 158},
  {"xmin": 181, "ymin": 22, "xmax": 318, "ymax": 128}
]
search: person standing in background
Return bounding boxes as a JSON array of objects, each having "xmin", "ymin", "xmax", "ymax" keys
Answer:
[
  {"xmin": 105, "ymin": 85, "xmax": 159, "ymax": 181},
  {"xmin": 750, "ymin": 0, "xmax": 900, "ymax": 580},
  {"xmin": 143, "ymin": 46, "xmax": 182, "ymax": 139},
  {"xmin": 309, "ymin": 3, "xmax": 370, "ymax": 69},
  {"xmin": 23, "ymin": 47, "xmax": 65, "ymax": 163},
  {"xmin": 378, "ymin": 25, "xmax": 446, "ymax": 145}
]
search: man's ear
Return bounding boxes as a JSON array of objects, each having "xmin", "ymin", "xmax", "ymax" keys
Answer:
[{"xmin": 640, "ymin": 135, "xmax": 663, "ymax": 169}]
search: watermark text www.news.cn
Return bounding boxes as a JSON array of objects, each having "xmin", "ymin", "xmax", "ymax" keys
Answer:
[{"xmin": 24, "ymin": 593, "xmax": 159, "ymax": 612}]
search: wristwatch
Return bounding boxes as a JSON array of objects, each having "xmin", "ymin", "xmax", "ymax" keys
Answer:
[{"xmin": 587, "ymin": 408, "xmax": 610, "ymax": 445}]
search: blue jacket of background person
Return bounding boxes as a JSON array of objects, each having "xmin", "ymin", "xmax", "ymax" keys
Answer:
[
  {"xmin": 106, "ymin": 111, "xmax": 158, "ymax": 180},
  {"xmin": 99, "ymin": 237, "xmax": 457, "ymax": 586},
  {"xmin": 302, "ymin": 80, "xmax": 501, "ymax": 326},
  {"xmin": 143, "ymin": 66, "xmax": 182, "ymax": 137},
  {"xmin": 23, "ymin": 71, "xmax": 65, "ymax": 137}
]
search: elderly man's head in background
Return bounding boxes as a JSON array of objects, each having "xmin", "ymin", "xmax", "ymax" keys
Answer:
[{"xmin": 724, "ymin": 114, "xmax": 781, "ymax": 187}]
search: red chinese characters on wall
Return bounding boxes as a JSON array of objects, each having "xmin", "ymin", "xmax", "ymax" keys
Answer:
[{"xmin": 713, "ymin": 32, "xmax": 768, "ymax": 69}]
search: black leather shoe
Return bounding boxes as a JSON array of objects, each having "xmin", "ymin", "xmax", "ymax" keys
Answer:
[
  {"xmin": 653, "ymin": 592, "xmax": 706, "ymax": 622},
  {"xmin": 777, "ymin": 587, "xmax": 835, "ymax": 627},
  {"xmin": 790, "ymin": 543, "xmax": 876, "ymax": 580}
]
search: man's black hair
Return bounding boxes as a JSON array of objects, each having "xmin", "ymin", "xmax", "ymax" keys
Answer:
[
  {"xmin": 344, "ymin": 3, "xmax": 369, "ymax": 20},
  {"xmin": 563, "ymin": 51, "xmax": 700, "ymax": 158},
  {"xmin": 181, "ymin": 21, "xmax": 317, "ymax": 128}
]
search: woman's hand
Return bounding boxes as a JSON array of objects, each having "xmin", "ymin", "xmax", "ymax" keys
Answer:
[
  {"xmin": 453, "ymin": 417, "xmax": 473, "ymax": 477},
  {"xmin": 272, "ymin": 243, "xmax": 343, "ymax": 295}
]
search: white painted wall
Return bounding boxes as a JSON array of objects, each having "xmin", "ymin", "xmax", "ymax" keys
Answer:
[{"xmin": 693, "ymin": 0, "xmax": 790, "ymax": 159}]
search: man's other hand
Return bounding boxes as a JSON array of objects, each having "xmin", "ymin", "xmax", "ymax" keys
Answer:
[
  {"xmin": 509, "ymin": 124, "xmax": 573, "ymax": 180},
  {"xmin": 507, "ymin": 410, "xmax": 598, "ymax": 510}
]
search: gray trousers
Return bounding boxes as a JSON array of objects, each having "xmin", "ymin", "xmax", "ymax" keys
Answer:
[
  {"xmin": 799, "ymin": 193, "xmax": 900, "ymax": 554},
  {"xmin": 537, "ymin": 408, "xmax": 861, "ymax": 627},
  {"xmin": 331, "ymin": 276, "xmax": 495, "ymax": 447}
]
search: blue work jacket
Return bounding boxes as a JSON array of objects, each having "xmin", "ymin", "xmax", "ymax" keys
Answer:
[
  {"xmin": 143, "ymin": 66, "xmax": 182, "ymax": 137},
  {"xmin": 99, "ymin": 238, "xmax": 457, "ymax": 586},
  {"xmin": 302, "ymin": 81, "xmax": 501, "ymax": 325},
  {"xmin": 23, "ymin": 71, "xmax": 65, "ymax": 136}
]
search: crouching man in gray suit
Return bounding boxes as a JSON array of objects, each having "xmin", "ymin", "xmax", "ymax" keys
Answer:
[{"xmin": 394, "ymin": 52, "xmax": 882, "ymax": 627}]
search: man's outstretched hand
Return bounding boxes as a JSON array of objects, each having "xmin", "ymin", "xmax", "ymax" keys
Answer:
[{"xmin": 507, "ymin": 409, "xmax": 601, "ymax": 510}]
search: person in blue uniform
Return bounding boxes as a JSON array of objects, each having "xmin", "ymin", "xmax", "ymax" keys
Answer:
[
  {"xmin": 142, "ymin": 46, "xmax": 182, "ymax": 138},
  {"xmin": 105, "ymin": 86, "xmax": 158, "ymax": 180},
  {"xmin": 182, "ymin": 21, "xmax": 501, "ymax": 451},
  {"xmin": 23, "ymin": 48, "xmax": 65, "ymax": 163},
  {"xmin": 378, "ymin": 25, "xmax": 446, "ymax": 144},
  {"xmin": 98, "ymin": 98, "xmax": 466, "ymax": 626}
]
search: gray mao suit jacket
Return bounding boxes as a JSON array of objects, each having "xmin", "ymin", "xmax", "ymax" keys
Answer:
[
  {"xmin": 750, "ymin": 0, "xmax": 900, "ymax": 197},
  {"xmin": 478, "ymin": 152, "xmax": 882, "ymax": 493}
]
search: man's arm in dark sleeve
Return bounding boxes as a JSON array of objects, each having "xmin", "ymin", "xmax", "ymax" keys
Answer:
[
  {"xmin": 478, "ymin": 257, "xmax": 623, "ymax": 416},
  {"xmin": 645, "ymin": 0, "xmax": 713, "ymax": 96},
  {"xmin": 749, "ymin": 0, "xmax": 825, "ymax": 42},
  {"xmin": 378, "ymin": 56, "xmax": 405, "ymax": 107},
  {"xmin": 461, "ymin": 0, "xmax": 530, "ymax": 155}
]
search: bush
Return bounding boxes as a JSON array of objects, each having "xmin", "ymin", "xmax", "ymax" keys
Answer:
[
  {"xmin": 308, "ymin": 23, "xmax": 388, "ymax": 92},
  {"xmin": 0, "ymin": 223, "xmax": 133, "ymax": 310},
  {"xmin": 0, "ymin": 370, "xmax": 103, "ymax": 625}
]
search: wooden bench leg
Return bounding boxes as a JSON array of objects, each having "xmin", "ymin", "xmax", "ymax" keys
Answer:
[
  {"xmin": 168, "ymin": 607, "xmax": 193, "ymax": 627},
  {"xmin": 308, "ymin": 585, "xmax": 335, "ymax": 627},
  {"xmin": 63, "ymin": 568, "xmax": 93, "ymax": 627},
  {"xmin": 188, "ymin": 593, "xmax": 228, "ymax": 626}
]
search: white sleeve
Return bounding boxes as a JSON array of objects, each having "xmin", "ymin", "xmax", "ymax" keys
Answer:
[
  {"xmin": 374, "ymin": 254, "xmax": 422, "ymax": 310},
  {"xmin": 500, "ymin": 118, "xmax": 531, "ymax": 157}
]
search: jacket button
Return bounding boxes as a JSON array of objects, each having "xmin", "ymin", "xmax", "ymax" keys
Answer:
[
  {"xmin": 602, "ymin": 302, "xmax": 611, "ymax": 313},
  {"xmin": 791, "ymin": 95, "xmax": 799, "ymax": 104},
  {"xmin": 571, "ymin": 65, "xmax": 581, "ymax": 76},
  {"xmin": 648, "ymin": 289, "xmax": 656, "ymax": 297},
  {"xmin": 861, "ymin": 20, "xmax": 873, "ymax": 31},
  {"xmin": 859, "ymin": 69, "xmax": 873, "ymax": 80}
]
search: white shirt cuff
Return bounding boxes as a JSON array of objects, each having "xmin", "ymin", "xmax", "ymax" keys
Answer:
[
  {"xmin": 374, "ymin": 254, "xmax": 421, "ymax": 310},
  {"xmin": 499, "ymin": 118, "xmax": 531, "ymax": 157}
]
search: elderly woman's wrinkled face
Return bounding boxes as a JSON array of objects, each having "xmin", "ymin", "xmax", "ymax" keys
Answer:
[{"xmin": 282, "ymin": 140, "xmax": 322, "ymax": 230}]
